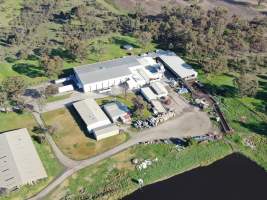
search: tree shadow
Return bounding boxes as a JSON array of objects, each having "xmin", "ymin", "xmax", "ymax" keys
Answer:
[
  {"xmin": 12, "ymin": 63, "xmax": 44, "ymax": 78},
  {"xmin": 5, "ymin": 56, "xmax": 17, "ymax": 63},
  {"xmin": 251, "ymin": 102, "xmax": 266, "ymax": 115},
  {"xmin": 255, "ymin": 78, "xmax": 267, "ymax": 101},
  {"xmin": 50, "ymin": 48, "xmax": 75, "ymax": 61},
  {"xmin": 27, "ymin": 54, "xmax": 39, "ymax": 61},
  {"xmin": 52, "ymin": 12, "xmax": 71, "ymax": 24},
  {"xmin": 235, "ymin": 120, "xmax": 267, "ymax": 136},
  {"xmin": 203, "ymin": 83, "xmax": 238, "ymax": 97},
  {"xmin": 257, "ymin": 74, "xmax": 267, "ymax": 80},
  {"xmin": 24, "ymin": 88, "xmax": 41, "ymax": 99}
]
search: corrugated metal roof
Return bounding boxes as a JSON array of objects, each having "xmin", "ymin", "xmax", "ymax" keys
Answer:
[
  {"xmin": 103, "ymin": 102, "xmax": 129, "ymax": 119},
  {"xmin": 74, "ymin": 57, "xmax": 142, "ymax": 85},
  {"xmin": 140, "ymin": 87, "xmax": 157, "ymax": 101},
  {"xmin": 150, "ymin": 81, "xmax": 168, "ymax": 96},
  {"xmin": 93, "ymin": 124, "xmax": 119, "ymax": 137},
  {"xmin": 73, "ymin": 99, "xmax": 110, "ymax": 126},
  {"xmin": 159, "ymin": 55, "xmax": 197, "ymax": 79},
  {"xmin": 151, "ymin": 100, "xmax": 166, "ymax": 113},
  {"xmin": 0, "ymin": 128, "xmax": 47, "ymax": 189}
]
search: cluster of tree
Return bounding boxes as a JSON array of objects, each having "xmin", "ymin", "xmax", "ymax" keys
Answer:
[
  {"xmin": 40, "ymin": 54, "xmax": 63, "ymax": 78},
  {"xmin": 131, "ymin": 4, "xmax": 266, "ymax": 97},
  {"xmin": 0, "ymin": 76, "xmax": 27, "ymax": 112},
  {"xmin": 132, "ymin": 96, "xmax": 149, "ymax": 119},
  {"xmin": 139, "ymin": 5, "xmax": 267, "ymax": 73},
  {"xmin": 0, "ymin": 0, "xmax": 120, "ymax": 61}
]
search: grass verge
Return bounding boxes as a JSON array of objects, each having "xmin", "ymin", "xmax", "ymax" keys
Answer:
[
  {"xmin": 42, "ymin": 107, "xmax": 128, "ymax": 160},
  {"xmin": 0, "ymin": 112, "xmax": 63, "ymax": 200},
  {"xmin": 47, "ymin": 140, "xmax": 233, "ymax": 200}
]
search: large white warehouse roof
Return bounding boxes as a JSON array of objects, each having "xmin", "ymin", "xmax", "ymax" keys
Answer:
[
  {"xmin": 159, "ymin": 55, "xmax": 197, "ymax": 80},
  {"xmin": 140, "ymin": 87, "xmax": 158, "ymax": 102},
  {"xmin": 150, "ymin": 81, "xmax": 168, "ymax": 97},
  {"xmin": 73, "ymin": 99, "xmax": 111, "ymax": 129},
  {"xmin": 0, "ymin": 128, "xmax": 47, "ymax": 190},
  {"xmin": 74, "ymin": 57, "xmax": 142, "ymax": 85}
]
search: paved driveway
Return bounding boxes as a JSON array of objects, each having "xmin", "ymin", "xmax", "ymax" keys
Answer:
[{"xmin": 29, "ymin": 109, "xmax": 212, "ymax": 200}]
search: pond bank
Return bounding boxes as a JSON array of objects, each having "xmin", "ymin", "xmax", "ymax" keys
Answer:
[{"xmin": 123, "ymin": 153, "xmax": 267, "ymax": 200}]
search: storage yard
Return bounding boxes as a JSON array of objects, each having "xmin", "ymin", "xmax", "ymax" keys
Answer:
[{"xmin": 43, "ymin": 49, "xmax": 212, "ymax": 143}]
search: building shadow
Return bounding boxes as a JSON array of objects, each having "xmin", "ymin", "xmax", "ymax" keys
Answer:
[{"xmin": 66, "ymin": 105, "xmax": 95, "ymax": 139}]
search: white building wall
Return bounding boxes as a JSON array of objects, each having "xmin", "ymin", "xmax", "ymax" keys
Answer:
[
  {"xmin": 87, "ymin": 120, "xmax": 111, "ymax": 132},
  {"xmin": 82, "ymin": 75, "xmax": 132, "ymax": 92},
  {"xmin": 94, "ymin": 129, "xmax": 120, "ymax": 141}
]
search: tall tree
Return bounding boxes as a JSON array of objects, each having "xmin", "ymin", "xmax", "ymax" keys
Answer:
[
  {"xmin": 2, "ymin": 76, "xmax": 26, "ymax": 100},
  {"xmin": 136, "ymin": 31, "xmax": 152, "ymax": 49},
  {"xmin": 40, "ymin": 54, "xmax": 63, "ymax": 79},
  {"xmin": 0, "ymin": 87, "xmax": 9, "ymax": 112},
  {"xmin": 235, "ymin": 74, "xmax": 258, "ymax": 97},
  {"xmin": 90, "ymin": 41, "xmax": 106, "ymax": 62},
  {"xmin": 63, "ymin": 35, "xmax": 88, "ymax": 60}
]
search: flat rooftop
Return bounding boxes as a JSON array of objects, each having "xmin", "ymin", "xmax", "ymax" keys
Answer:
[
  {"xmin": 159, "ymin": 55, "xmax": 197, "ymax": 79},
  {"xmin": 141, "ymin": 87, "xmax": 158, "ymax": 101},
  {"xmin": 0, "ymin": 128, "xmax": 47, "ymax": 189},
  {"xmin": 74, "ymin": 56, "xmax": 142, "ymax": 85},
  {"xmin": 73, "ymin": 99, "xmax": 110, "ymax": 126},
  {"xmin": 93, "ymin": 124, "xmax": 119, "ymax": 138},
  {"xmin": 151, "ymin": 81, "xmax": 168, "ymax": 96},
  {"xmin": 103, "ymin": 102, "xmax": 129, "ymax": 118}
]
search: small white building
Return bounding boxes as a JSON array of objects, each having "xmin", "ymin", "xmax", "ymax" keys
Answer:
[
  {"xmin": 0, "ymin": 128, "xmax": 47, "ymax": 191},
  {"xmin": 93, "ymin": 124, "xmax": 120, "ymax": 141},
  {"xmin": 140, "ymin": 87, "xmax": 158, "ymax": 102},
  {"xmin": 73, "ymin": 99, "xmax": 111, "ymax": 132},
  {"xmin": 151, "ymin": 100, "xmax": 166, "ymax": 114},
  {"xmin": 150, "ymin": 81, "xmax": 168, "ymax": 98},
  {"xmin": 58, "ymin": 85, "xmax": 74, "ymax": 93},
  {"xmin": 158, "ymin": 55, "xmax": 197, "ymax": 81},
  {"xmin": 103, "ymin": 102, "xmax": 131, "ymax": 123}
]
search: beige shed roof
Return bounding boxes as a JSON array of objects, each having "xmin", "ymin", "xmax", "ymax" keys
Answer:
[{"xmin": 0, "ymin": 128, "xmax": 47, "ymax": 189}]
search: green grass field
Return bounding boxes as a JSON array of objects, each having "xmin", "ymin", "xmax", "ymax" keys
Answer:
[
  {"xmin": 46, "ymin": 93, "xmax": 72, "ymax": 103},
  {"xmin": 197, "ymin": 70, "xmax": 267, "ymax": 135},
  {"xmin": 42, "ymin": 108, "xmax": 128, "ymax": 160},
  {"xmin": 0, "ymin": 34, "xmax": 156, "ymax": 85},
  {"xmin": 0, "ymin": 112, "xmax": 63, "ymax": 200}
]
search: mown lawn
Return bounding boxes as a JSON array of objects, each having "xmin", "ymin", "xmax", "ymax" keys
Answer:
[
  {"xmin": 197, "ymin": 71, "xmax": 267, "ymax": 135},
  {"xmin": 42, "ymin": 107, "xmax": 128, "ymax": 160},
  {"xmin": 46, "ymin": 93, "xmax": 72, "ymax": 103},
  {"xmin": 47, "ymin": 140, "xmax": 233, "ymax": 200},
  {"xmin": 0, "ymin": 34, "xmax": 156, "ymax": 85},
  {"xmin": 0, "ymin": 112, "xmax": 63, "ymax": 200}
]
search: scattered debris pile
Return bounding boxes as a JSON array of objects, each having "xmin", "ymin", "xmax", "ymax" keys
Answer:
[
  {"xmin": 132, "ymin": 158, "xmax": 159, "ymax": 171},
  {"xmin": 133, "ymin": 111, "xmax": 176, "ymax": 129}
]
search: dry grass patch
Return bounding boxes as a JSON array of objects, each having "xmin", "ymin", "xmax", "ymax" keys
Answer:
[{"xmin": 42, "ymin": 108, "xmax": 128, "ymax": 160}]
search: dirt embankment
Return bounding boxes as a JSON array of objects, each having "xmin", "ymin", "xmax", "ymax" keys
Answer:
[{"xmin": 111, "ymin": 0, "xmax": 266, "ymax": 19}]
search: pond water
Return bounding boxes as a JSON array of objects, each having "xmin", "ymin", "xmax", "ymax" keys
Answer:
[{"xmin": 123, "ymin": 153, "xmax": 267, "ymax": 200}]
